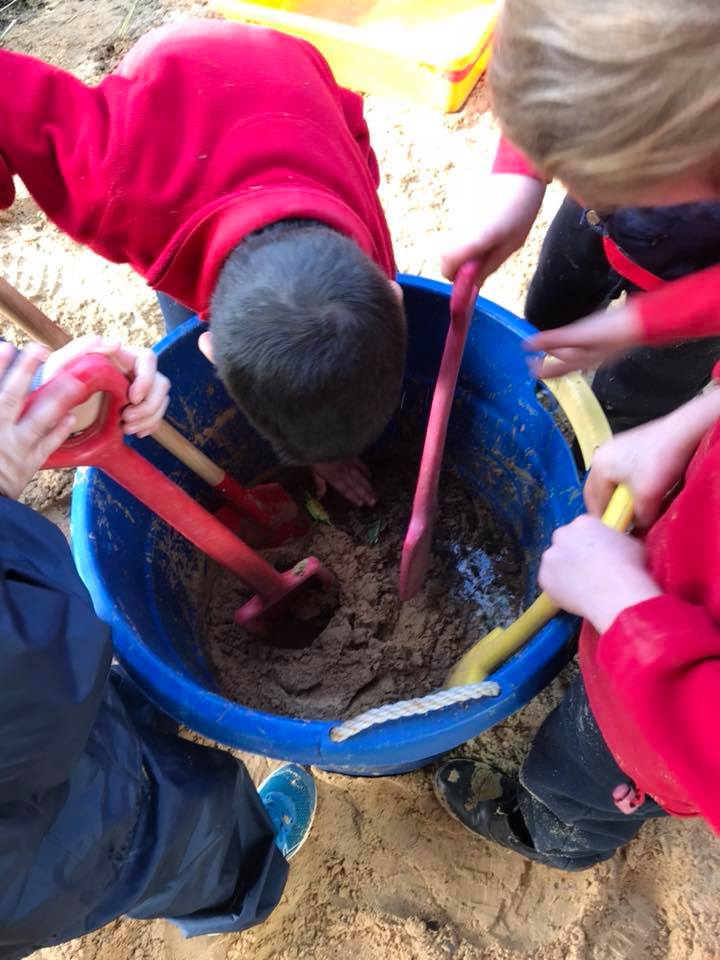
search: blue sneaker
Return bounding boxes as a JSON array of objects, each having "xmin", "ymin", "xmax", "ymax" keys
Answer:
[{"xmin": 258, "ymin": 763, "xmax": 317, "ymax": 860}]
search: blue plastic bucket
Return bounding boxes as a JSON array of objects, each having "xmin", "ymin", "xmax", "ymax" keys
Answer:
[{"xmin": 71, "ymin": 275, "xmax": 583, "ymax": 775}]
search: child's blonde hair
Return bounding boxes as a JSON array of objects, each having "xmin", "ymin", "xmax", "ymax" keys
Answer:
[{"xmin": 489, "ymin": 0, "xmax": 720, "ymax": 205}]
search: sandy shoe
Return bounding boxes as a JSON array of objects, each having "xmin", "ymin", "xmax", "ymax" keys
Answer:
[
  {"xmin": 433, "ymin": 758, "xmax": 586, "ymax": 870},
  {"xmin": 258, "ymin": 763, "xmax": 317, "ymax": 861}
]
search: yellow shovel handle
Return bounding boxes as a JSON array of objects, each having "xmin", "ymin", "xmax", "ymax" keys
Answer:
[
  {"xmin": 444, "ymin": 596, "xmax": 557, "ymax": 688},
  {"xmin": 600, "ymin": 480, "xmax": 634, "ymax": 530},
  {"xmin": 445, "ymin": 484, "xmax": 632, "ymax": 686},
  {"xmin": 445, "ymin": 359, "xmax": 635, "ymax": 689}
]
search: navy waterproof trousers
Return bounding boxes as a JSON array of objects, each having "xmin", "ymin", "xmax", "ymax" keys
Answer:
[{"xmin": 0, "ymin": 500, "xmax": 287, "ymax": 959}]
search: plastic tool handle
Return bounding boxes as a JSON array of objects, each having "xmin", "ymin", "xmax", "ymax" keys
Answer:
[
  {"xmin": 0, "ymin": 275, "xmax": 231, "ymax": 488},
  {"xmin": 0, "ymin": 275, "xmax": 295, "ymax": 535},
  {"xmin": 416, "ymin": 261, "xmax": 480, "ymax": 517},
  {"xmin": 445, "ymin": 483, "xmax": 634, "ymax": 687},
  {"xmin": 398, "ymin": 260, "xmax": 480, "ymax": 600}
]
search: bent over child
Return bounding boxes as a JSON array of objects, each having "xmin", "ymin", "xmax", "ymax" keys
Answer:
[{"xmin": 1, "ymin": 19, "xmax": 406, "ymax": 506}]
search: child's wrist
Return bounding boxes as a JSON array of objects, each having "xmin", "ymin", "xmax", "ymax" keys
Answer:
[
  {"xmin": 664, "ymin": 386, "xmax": 720, "ymax": 449},
  {"xmin": 613, "ymin": 301, "xmax": 644, "ymax": 345},
  {"xmin": 583, "ymin": 571, "xmax": 662, "ymax": 634}
]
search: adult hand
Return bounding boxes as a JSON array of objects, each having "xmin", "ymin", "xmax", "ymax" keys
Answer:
[
  {"xmin": 43, "ymin": 334, "xmax": 170, "ymax": 437},
  {"xmin": 539, "ymin": 515, "xmax": 661, "ymax": 634},
  {"xmin": 441, "ymin": 174, "xmax": 545, "ymax": 286},
  {"xmin": 526, "ymin": 302, "xmax": 643, "ymax": 378},
  {"xmin": 0, "ymin": 341, "xmax": 85, "ymax": 500},
  {"xmin": 311, "ymin": 457, "xmax": 376, "ymax": 507}
]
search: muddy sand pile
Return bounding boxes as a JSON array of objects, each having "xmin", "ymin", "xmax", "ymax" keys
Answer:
[{"xmin": 202, "ymin": 437, "xmax": 525, "ymax": 720}]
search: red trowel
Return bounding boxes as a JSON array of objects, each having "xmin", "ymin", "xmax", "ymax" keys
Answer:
[
  {"xmin": 0, "ymin": 276, "xmax": 308, "ymax": 548},
  {"xmin": 153, "ymin": 417, "xmax": 308, "ymax": 547},
  {"xmin": 28, "ymin": 354, "xmax": 335, "ymax": 631},
  {"xmin": 399, "ymin": 261, "xmax": 480, "ymax": 601}
]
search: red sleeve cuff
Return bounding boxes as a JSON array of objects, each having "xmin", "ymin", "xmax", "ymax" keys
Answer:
[
  {"xmin": 597, "ymin": 594, "xmax": 720, "ymax": 675},
  {"xmin": 492, "ymin": 136, "xmax": 543, "ymax": 180},
  {"xmin": 634, "ymin": 265, "xmax": 720, "ymax": 345}
]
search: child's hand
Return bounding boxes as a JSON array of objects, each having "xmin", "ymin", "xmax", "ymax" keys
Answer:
[
  {"xmin": 311, "ymin": 458, "xmax": 376, "ymax": 507},
  {"xmin": 0, "ymin": 342, "xmax": 85, "ymax": 499},
  {"xmin": 441, "ymin": 174, "xmax": 544, "ymax": 286},
  {"xmin": 584, "ymin": 386, "xmax": 720, "ymax": 528},
  {"xmin": 43, "ymin": 334, "xmax": 170, "ymax": 437},
  {"xmin": 539, "ymin": 515, "xmax": 661, "ymax": 634},
  {"xmin": 585, "ymin": 420, "xmax": 695, "ymax": 528},
  {"xmin": 526, "ymin": 303, "xmax": 643, "ymax": 378}
]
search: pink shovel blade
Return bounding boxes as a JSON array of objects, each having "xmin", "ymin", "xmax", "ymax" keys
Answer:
[
  {"xmin": 398, "ymin": 262, "xmax": 480, "ymax": 601},
  {"xmin": 234, "ymin": 556, "xmax": 337, "ymax": 632},
  {"xmin": 214, "ymin": 479, "xmax": 310, "ymax": 548}
]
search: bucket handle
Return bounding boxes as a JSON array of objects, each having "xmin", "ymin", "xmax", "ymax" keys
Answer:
[
  {"xmin": 328, "ymin": 680, "xmax": 500, "ymax": 742},
  {"xmin": 538, "ymin": 366, "xmax": 613, "ymax": 471}
]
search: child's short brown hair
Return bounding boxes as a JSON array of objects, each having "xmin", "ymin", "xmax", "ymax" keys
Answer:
[
  {"xmin": 489, "ymin": 0, "xmax": 720, "ymax": 206},
  {"xmin": 211, "ymin": 221, "xmax": 406, "ymax": 465}
]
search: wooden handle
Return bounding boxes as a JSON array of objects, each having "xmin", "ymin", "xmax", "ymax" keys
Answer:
[
  {"xmin": 0, "ymin": 276, "xmax": 70, "ymax": 349},
  {"xmin": 0, "ymin": 276, "xmax": 225, "ymax": 488},
  {"xmin": 153, "ymin": 421, "xmax": 224, "ymax": 485}
]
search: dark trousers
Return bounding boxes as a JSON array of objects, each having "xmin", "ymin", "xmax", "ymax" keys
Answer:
[
  {"xmin": 526, "ymin": 195, "xmax": 720, "ymax": 432},
  {"xmin": 111, "ymin": 669, "xmax": 288, "ymax": 938},
  {"xmin": 518, "ymin": 672, "xmax": 665, "ymax": 870},
  {"xmin": 157, "ymin": 291, "xmax": 196, "ymax": 332},
  {"xmin": 4, "ymin": 670, "xmax": 289, "ymax": 958}
]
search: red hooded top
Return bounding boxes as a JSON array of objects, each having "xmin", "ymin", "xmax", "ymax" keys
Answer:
[
  {"xmin": 0, "ymin": 20, "xmax": 396, "ymax": 315},
  {"xmin": 493, "ymin": 137, "xmax": 720, "ymax": 344}
]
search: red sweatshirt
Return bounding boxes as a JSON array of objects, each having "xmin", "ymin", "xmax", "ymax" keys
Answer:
[
  {"xmin": 0, "ymin": 20, "xmax": 395, "ymax": 315},
  {"xmin": 493, "ymin": 137, "xmax": 720, "ymax": 346},
  {"xmin": 581, "ymin": 419, "xmax": 720, "ymax": 830},
  {"xmin": 495, "ymin": 136, "xmax": 720, "ymax": 828}
]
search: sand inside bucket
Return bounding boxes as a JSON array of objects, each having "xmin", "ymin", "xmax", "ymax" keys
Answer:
[{"xmin": 200, "ymin": 430, "xmax": 527, "ymax": 720}]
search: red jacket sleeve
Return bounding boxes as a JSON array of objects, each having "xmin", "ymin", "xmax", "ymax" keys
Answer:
[
  {"xmin": 492, "ymin": 136, "xmax": 543, "ymax": 180},
  {"xmin": 0, "ymin": 49, "xmax": 118, "ymax": 245},
  {"xmin": 634, "ymin": 264, "xmax": 720, "ymax": 345},
  {"xmin": 594, "ymin": 595, "xmax": 720, "ymax": 831}
]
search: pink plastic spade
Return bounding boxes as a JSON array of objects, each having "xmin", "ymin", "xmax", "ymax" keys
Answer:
[{"xmin": 398, "ymin": 261, "xmax": 480, "ymax": 601}]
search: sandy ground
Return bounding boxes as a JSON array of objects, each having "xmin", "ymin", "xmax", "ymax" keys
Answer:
[{"xmin": 2, "ymin": 1, "xmax": 719, "ymax": 958}]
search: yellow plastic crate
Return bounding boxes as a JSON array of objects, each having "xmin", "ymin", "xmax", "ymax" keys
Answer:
[{"xmin": 211, "ymin": 0, "xmax": 500, "ymax": 113}]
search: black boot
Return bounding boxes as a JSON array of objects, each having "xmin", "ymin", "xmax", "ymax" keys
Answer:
[{"xmin": 433, "ymin": 759, "xmax": 587, "ymax": 871}]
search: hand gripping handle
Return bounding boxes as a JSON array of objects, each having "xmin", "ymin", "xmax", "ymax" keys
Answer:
[{"xmin": 24, "ymin": 353, "xmax": 130, "ymax": 470}]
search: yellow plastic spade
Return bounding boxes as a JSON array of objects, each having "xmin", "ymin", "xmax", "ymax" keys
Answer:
[{"xmin": 445, "ymin": 366, "xmax": 634, "ymax": 688}]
